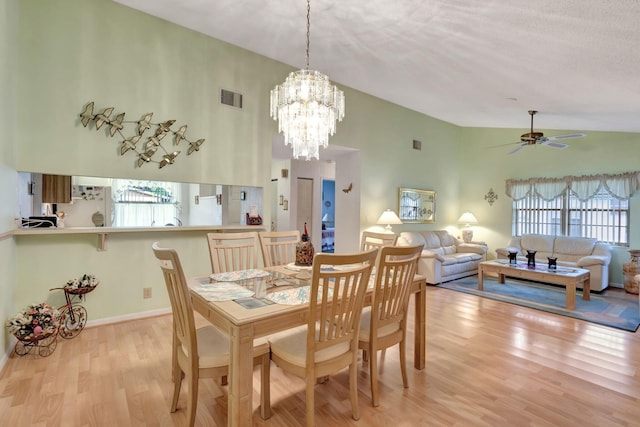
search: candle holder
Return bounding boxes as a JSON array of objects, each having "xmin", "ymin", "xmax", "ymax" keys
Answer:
[
  {"xmin": 526, "ymin": 250, "xmax": 537, "ymax": 268},
  {"xmin": 547, "ymin": 257, "xmax": 557, "ymax": 270},
  {"xmin": 508, "ymin": 251, "xmax": 518, "ymax": 265}
]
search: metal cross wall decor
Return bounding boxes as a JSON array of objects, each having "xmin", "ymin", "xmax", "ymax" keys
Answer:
[
  {"xmin": 79, "ymin": 101, "xmax": 205, "ymax": 168},
  {"xmin": 485, "ymin": 188, "xmax": 498, "ymax": 206}
]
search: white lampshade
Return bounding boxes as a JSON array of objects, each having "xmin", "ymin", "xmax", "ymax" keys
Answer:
[
  {"xmin": 457, "ymin": 212, "xmax": 479, "ymax": 226},
  {"xmin": 376, "ymin": 209, "xmax": 402, "ymax": 233}
]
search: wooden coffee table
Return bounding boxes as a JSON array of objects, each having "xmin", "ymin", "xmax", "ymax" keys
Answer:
[{"xmin": 478, "ymin": 260, "xmax": 590, "ymax": 310}]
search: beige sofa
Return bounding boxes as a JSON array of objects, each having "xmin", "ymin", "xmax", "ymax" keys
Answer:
[
  {"xmin": 495, "ymin": 235, "xmax": 612, "ymax": 291},
  {"xmin": 397, "ymin": 230, "xmax": 487, "ymax": 284}
]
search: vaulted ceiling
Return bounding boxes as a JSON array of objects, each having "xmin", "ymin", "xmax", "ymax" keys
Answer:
[{"xmin": 115, "ymin": 0, "xmax": 640, "ymax": 133}]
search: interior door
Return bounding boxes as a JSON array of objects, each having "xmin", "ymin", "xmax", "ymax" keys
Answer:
[{"xmin": 296, "ymin": 177, "xmax": 313, "ymax": 235}]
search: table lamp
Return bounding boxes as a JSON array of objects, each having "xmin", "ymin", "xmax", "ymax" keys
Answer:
[
  {"xmin": 377, "ymin": 209, "xmax": 402, "ymax": 233},
  {"xmin": 457, "ymin": 211, "xmax": 478, "ymax": 243}
]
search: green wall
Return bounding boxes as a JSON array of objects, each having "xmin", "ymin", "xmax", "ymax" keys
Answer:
[{"xmin": 0, "ymin": 0, "xmax": 18, "ymax": 361}]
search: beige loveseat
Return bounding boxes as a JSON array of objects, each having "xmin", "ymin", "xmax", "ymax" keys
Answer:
[
  {"xmin": 397, "ymin": 230, "xmax": 488, "ymax": 284},
  {"xmin": 495, "ymin": 235, "xmax": 612, "ymax": 291}
]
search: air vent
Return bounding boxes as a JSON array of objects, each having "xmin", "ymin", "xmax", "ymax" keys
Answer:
[
  {"xmin": 413, "ymin": 139, "xmax": 422, "ymax": 150},
  {"xmin": 221, "ymin": 89, "xmax": 243, "ymax": 109}
]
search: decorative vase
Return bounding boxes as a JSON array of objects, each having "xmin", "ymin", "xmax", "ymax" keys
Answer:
[
  {"xmin": 508, "ymin": 251, "xmax": 518, "ymax": 265},
  {"xmin": 295, "ymin": 223, "xmax": 314, "ymax": 266},
  {"xmin": 622, "ymin": 249, "xmax": 640, "ymax": 294},
  {"xmin": 526, "ymin": 250, "xmax": 536, "ymax": 268}
]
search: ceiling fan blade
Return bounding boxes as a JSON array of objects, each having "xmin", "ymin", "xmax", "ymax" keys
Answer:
[
  {"xmin": 538, "ymin": 139, "xmax": 569, "ymax": 149},
  {"xmin": 545, "ymin": 133, "xmax": 586, "ymax": 141},
  {"xmin": 489, "ymin": 141, "xmax": 522, "ymax": 149},
  {"xmin": 508, "ymin": 144, "xmax": 526, "ymax": 154}
]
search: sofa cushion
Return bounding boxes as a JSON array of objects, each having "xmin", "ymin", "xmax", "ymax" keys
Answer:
[
  {"xmin": 554, "ymin": 236, "xmax": 596, "ymax": 257},
  {"xmin": 442, "ymin": 245, "xmax": 457, "ymax": 255},
  {"xmin": 436, "ymin": 230, "xmax": 457, "ymax": 247},
  {"xmin": 398, "ymin": 232, "xmax": 426, "ymax": 248},
  {"xmin": 520, "ymin": 235, "xmax": 555, "ymax": 253},
  {"xmin": 423, "ymin": 232, "xmax": 443, "ymax": 250}
]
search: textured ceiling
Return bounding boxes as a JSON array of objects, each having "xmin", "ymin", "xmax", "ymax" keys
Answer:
[{"xmin": 114, "ymin": 0, "xmax": 640, "ymax": 134}]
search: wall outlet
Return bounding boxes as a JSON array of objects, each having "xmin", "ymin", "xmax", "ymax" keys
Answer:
[{"xmin": 143, "ymin": 287, "xmax": 152, "ymax": 299}]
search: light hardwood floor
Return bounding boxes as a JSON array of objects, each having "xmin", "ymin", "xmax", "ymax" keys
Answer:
[{"xmin": 1, "ymin": 286, "xmax": 639, "ymax": 426}]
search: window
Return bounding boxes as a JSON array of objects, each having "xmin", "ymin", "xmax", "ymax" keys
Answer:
[
  {"xmin": 112, "ymin": 179, "xmax": 181, "ymax": 227},
  {"xmin": 513, "ymin": 188, "xmax": 629, "ymax": 246}
]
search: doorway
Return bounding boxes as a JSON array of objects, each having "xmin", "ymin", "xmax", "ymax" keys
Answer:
[{"xmin": 321, "ymin": 179, "xmax": 335, "ymax": 252}]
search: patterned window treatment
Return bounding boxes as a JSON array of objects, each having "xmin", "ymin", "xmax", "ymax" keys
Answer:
[{"xmin": 505, "ymin": 171, "xmax": 640, "ymax": 202}]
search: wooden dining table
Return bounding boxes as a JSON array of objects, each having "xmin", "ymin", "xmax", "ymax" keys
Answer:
[{"xmin": 189, "ymin": 265, "xmax": 427, "ymax": 427}]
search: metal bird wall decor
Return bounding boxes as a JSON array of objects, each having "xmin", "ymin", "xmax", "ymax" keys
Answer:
[
  {"xmin": 342, "ymin": 183, "xmax": 353, "ymax": 193},
  {"xmin": 78, "ymin": 101, "xmax": 205, "ymax": 169}
]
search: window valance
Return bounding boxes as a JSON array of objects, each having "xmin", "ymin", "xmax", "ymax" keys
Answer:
[{"xmin": 505, "ymin": 171, "xmax": 640, "ymax": 202}]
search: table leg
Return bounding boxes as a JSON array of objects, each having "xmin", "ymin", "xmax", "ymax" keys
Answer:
[
  {"xmin": 228, "ymin": 324, "xmax": 254, "ymax": 427},
  {"xmin": 478, "ymin": 266, "xmax": 484, "ymax": 290},
  {"xmin": 413, "ymin": 281, "xmax": 426, "ymax": 370},
  {"xmin": 566, "ymin": 282, "xmax": 576, "ymax": 310},
  {"xmin": 498, "ymin": 273, "xmax": 505, "ymax": 284},
  {"xmin": 582, "ymin": 275, "xmax": 591, "ymax": 301}
]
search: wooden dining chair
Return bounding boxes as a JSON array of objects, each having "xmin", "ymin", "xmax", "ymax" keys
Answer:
[
  {"xmin": 206, "ymin": 231, "xmax": 261, "ymax": 273},
  {"xmin": 268, "ymin": 249, "xmax": 378, "ymax": 427},
  {"xmin": 360, "ymin": 230, "xmax": 399, "ymax": 252},
  {"xmin": 152, "ymin": 242, "xmax": 271, "ymax": 426},
  {"xmin": 258, "ymin": 230, "xmax": 301, "ymax": 267},
  {"xmin": 357, "ymin": 244, "xmax": 423, "ymax": 407}
]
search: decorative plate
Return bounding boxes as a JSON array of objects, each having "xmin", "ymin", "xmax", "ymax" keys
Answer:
[
  {"xmin": 192, "ymin": 282, "xmax": 254, "ymax": 301},
  {"xmin": 210, "ymin": 269, "xmax": 271, "ymax": 282}
]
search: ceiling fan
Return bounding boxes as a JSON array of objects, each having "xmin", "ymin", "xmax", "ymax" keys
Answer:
[{"xmin": 507, "ymin": 110, "xmax": 586, "ymax": 154}]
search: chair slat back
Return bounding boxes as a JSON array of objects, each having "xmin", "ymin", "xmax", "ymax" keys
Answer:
[
  {"xmin": 371, "ymin": 244, "xmax": 422, "ymax": 333},
  {"xmin": 360, "ymin": 231, "xmax": 398, "ymax": 252},
  {"xmin": 152, "ymin": 242, "xmax": 197, "ymax": 360},
  {"xmin": 307, "ymin": 250, "xmax": 378, "ymax": 361},
  {"xmin": 258, "ymin": 230, "xmax": 301, "ymax": 267},
  {"xmin": 207, "ymin": 232, "xmax": 260, "ymax": 273}
]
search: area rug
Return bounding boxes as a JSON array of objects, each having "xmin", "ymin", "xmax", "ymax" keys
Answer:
[{"xmin": 438, "ymin": 277, "xmax": 640, "ymax": 332}]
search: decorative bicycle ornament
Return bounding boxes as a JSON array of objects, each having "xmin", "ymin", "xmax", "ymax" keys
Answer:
[{"xmin": 5, "ymin": 302, "xmax": 60, "ymax": 357}]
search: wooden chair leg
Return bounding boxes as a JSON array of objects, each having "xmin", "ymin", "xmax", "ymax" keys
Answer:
[
  {"xmin": 349, "ymin": 361, "xmax": 360, "ymax": 420},
  {"xmin": 362, "ymin": 348, "xmax": 369, "ymax": 363},
  {"xmin": 306, "ymin": 375, "xmax": 316, "ymax": 427},
  {"xmin": 369, "ymin": 347, "xmax": 379, "ymax": 407},
  {"xmin": 170, "ymin": 368, "xmax": 182, "ymax": 413},
  {"xmin": 186, "ymin": 372, "xmax": 198, "ymax": 427},
  {"xmin": 399, "ymin": 339, "xmax": 408, "ymax": 388},
  {"xmin": 260, "ymin": 355, "xmax": 271, "ymax": 420}
]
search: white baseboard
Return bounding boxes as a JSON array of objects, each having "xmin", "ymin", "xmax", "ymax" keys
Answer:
[
  {"xmin": 84, "ymin": 307, "xmax": 172, "ymax": 328},
  {"xmin": 0, "ymin": 307, "xmax": 172, "ymax": 374}
]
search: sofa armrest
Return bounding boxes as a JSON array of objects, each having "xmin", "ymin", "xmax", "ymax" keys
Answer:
[
  {"xmin": 495, "ymin": 247, "xmax": 519, "ymax": 257},
  {"xmin": 577, "ymin": 255, "xmax": 609, "ymax": 268},
  {"xmin": 457, "ymin": 243, "xmax": 488, "ymax": 255},
  {"xmin": 421, "ymin": 249, "xmax": 445, "ymax": 262}
]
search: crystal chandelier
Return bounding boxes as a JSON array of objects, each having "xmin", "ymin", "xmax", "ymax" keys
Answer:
[{"xmin": 270, "ymin": 0, "xmax": 345, "ymax": 161}]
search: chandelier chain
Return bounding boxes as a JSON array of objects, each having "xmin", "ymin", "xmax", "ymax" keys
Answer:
[{"xmin": 305, "ymin": 0, "xmax": 310, "ymax": 70}]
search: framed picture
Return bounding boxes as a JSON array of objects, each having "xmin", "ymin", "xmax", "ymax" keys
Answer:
[{"xmin": 398, "ymin": 188, "xmax": 436, "ymax": 223}]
